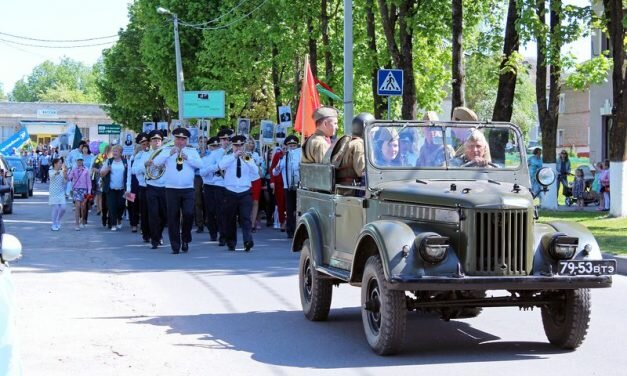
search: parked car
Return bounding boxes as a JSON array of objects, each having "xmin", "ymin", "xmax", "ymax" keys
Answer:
[
  {"xmin": 294, "ymin": 120, "xmax": 615, "ymax": 355},
  {"xmin": 0, "ymin": 156, "xmax": 14, "ymax": 214},
  {"xmin": 5, "ymin": 156, "xmax": 34, "ymax": 199}
]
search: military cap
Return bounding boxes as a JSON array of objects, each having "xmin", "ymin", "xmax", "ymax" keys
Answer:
[
  {"xmin": 76, "ymin": 155, "xmax": 84, "ymax": 161},
  {"xmin": 284, "ymin": 135, "xmax": 300, "ymax": 145},
  {"xmin": 452, "ymin": 107, "xmax": 478, "ymax": 121},
  {"xmin": 231, "ymin": 135, "xmax": 247, "ymax": 146},
  {"xmin": 172, "ymin": 127, "xmax": 191, "ymax": 139},
  {"xmin": 207, "ymin": 136, "xmax": 220, "ymax": 146},
  {"xmin": 399, "ymin": 131, "xmax": 413, "ymax": 142},
  {"xmin": 148, "ymin": 130, "xmax": 163, "ymax": 140},
  {"xmin": 376, "ymin": 127, "xmax": 399, "ymax": 143},
  {"xmin": 217, "ymin": 128, "xmax": 233, "ymax": 139},
  {"xmin": 422, "ymin": 111, "xmax": 439, "ymax": 121},
  {"xmin": 135, "ymin": 132, "xmax": 149, "ymax": 144},
  {"xmin": 313, "ymin": 106, "xmax": 339, "ymax": 122}
]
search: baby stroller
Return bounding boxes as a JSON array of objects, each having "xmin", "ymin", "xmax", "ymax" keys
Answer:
[{"xmin": 564, "ymin": 177, "xmax": 599, "ymax": 207}]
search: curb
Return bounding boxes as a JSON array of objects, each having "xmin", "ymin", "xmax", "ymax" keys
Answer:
[{"xmin": 603, "ymin": 253, "xmax": 627, "ymax": 276}]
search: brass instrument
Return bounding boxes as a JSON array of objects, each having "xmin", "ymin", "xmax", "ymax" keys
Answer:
[
  {"xmin": 242, "ymin": 152, "xmax": 252, "ymax": 163},
  {"xmin": 145, "ymin": 148, "xmax": 166, "ymax": 180},
  {"xmin": 176, "ymin": 149, "xmax": 184, "ymax": 171}
]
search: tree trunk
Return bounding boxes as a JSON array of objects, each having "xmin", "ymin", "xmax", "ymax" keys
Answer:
[
  {"xmin": 492, "ymin": 0, "xmax": 519, "ymax": 121},
  {"xmin": 366, "ymin": 0, "xmax": 387, "ymax": 118},
  {"xmin": 378, "ymin": 0, "xmax": 416, "ymax": 120},
  {"xmin": 307, "ymin": 17, "xmax": 318, "ymax": 77},
  {"xmin": 321, "ymin": 0, "xmax": 332, "ymax": 84},
  {"xmin": 451, "ymin": 0, "xmax": 465, "ymax": 113},
  {"xmin": 604, "ymin": 0, "xmax": 626, "ymax": 162}
]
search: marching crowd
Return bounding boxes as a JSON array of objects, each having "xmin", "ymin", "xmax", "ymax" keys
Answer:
[{"xmin": 41, "ymin": 109, "xmax": 334, "ymax": 254}]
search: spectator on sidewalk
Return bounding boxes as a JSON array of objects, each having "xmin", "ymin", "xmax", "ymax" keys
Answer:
[
  {"xmin": 528, "ymin": 148, "xmax": 543, "ymax": 197},
  {"xmin": 592, "ymin": 162, "xmax": 605, "ymax": 210},
  {"xmin": 100, "ymin": 145, "xmax": 127, "ymax": 231},
  {"xmin": 556, "ymin": 150, "xmax": 571, "ymax": 200},
  {"xmin": 68, "ymin": 156, "xmax": 91, "ymax": 231},
  {"xmin": 599, "ymin": 159, "xmax": 610, "ymax": 211},
  {"xmin": 48, "ymin": 158, "xmax": 67, "ymax": 231}
]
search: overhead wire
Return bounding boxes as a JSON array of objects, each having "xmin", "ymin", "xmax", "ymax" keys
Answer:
[
  {"xmin": 0, "ymin": 38, "xmax": 117, "ymax": 49},
  {"xmin": 0, "ymin": 31, "xmax": 118, "ymax": 43},
  {"xmin": 179, "ymin": 0, "xmax": 251, "ymax": 27},
  {"xmin": 179, "ymin": 0, "xmax": 270, "ymax": 31}
]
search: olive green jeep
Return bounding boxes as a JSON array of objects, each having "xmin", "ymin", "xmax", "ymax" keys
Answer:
[{"xmin": 293, "ymin": 120, "xmax": 616, "ymax": 355}]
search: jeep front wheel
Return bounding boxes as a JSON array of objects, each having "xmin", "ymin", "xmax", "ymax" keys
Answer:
[
  {"xmin": 541, "ymin": 288, "xmax": 591, "ymax": 349},
  {"xmin": 361, "ymin": 255, "xmax": 406, "ymax": 355},
  {"xmin": 299, "ymin": 239, "xmax": 332, "ymax": 321}
]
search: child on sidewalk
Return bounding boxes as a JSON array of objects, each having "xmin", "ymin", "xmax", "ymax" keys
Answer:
[{"xmin": 572, "ymin": 168, "xmax": 585, "ymax": 210}]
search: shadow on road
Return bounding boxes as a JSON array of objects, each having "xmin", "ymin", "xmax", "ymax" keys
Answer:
[{"xmin": 114, "ymin": 308, "xmax": 562, "ymax": 368}]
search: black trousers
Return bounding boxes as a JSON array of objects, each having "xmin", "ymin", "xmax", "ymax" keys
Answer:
[
  {"xmin": 128, "ymin": 175, "xmax": 140, "ymax": 227},
  {"xmin": 40, "ymin": 165, "xmax": 49, "ymax": 183},
  {"xmin": 285, "ymin": 189, "xmax": 297, "ymax": 237},
  {"xmin": 194, "ymin": 175, "xmax": 205, "ymax": 228},
  {"xmin": 100, "ymin": 191, "xmax": 109, "ymax": 227},
  {"xmin": 166, "ymin": 188, "xmax": 195, "ymax": 251},
  {"xmin": 106, "ymin": 189, "xmax": 125, "ymax": 228},
  {"xmin": 203, "ymin": 184, "xmax": 221, "ymax": 240},
  {"xmin": 138, "ymin": 186, "xmax": 150, "ymax": 241},
  {"xmin": 146, "ymin": 185, "xmax": 167, "ymax": 246},
  {"xmin": 223, "ymin": 189, "xmax": 253, "ymax": 248}
]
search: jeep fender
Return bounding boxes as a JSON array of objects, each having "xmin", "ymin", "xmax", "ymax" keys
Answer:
[
  {"xmin": 349, "ymin": 220, "xmax": 462, "ymax": 285},
  {"xmin": 532, "ymin": 221, "xmax": 603, "ymax": 275},
  {"xmin": 292, "ymin": 209, "xmax": 324, "ymax": 268}
]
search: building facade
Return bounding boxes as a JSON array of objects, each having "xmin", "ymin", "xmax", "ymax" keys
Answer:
[{"xmin": 0, "ymin": 102, "xmax": 123, "ymax": 146}]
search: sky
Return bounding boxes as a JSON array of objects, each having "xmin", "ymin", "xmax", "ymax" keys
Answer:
[
  {"xmin": 0, "ymin": 0, "xmax": 131, "ymax": 93},
  {"xmin": 0, "ymin": 0, "xmax": 591, "ymax": 97}
]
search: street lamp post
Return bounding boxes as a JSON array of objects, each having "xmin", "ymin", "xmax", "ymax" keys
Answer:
[{"xmin": 157, "ymin": 7, "xmax": 185, "ymax": 120}]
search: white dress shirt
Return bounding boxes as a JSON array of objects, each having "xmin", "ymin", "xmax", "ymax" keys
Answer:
[
  {"xmin": 153, "ymin": 146, "xmax": 203, "ymax": 189},
  {"xmin": 218, "ymin": 153, "xmax": 257, "ymax": 193},
  {"xmin": 273, "ymin": 147, "xmax": 301, "ymax": 189}
]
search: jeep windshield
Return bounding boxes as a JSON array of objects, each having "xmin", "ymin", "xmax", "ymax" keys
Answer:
[{"xmin": 366, "ymin": 122, "xmax": 523, "ymax": 170}]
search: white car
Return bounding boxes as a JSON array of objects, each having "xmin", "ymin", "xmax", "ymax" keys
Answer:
[{"xmin": 1, "ymin": 233, "xmax": 23, "ymax": 376}]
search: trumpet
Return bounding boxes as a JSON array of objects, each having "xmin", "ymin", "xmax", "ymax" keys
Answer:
[
  {"xmin": 176, "ymin": 149, "xmax": 184, "ymax": 171},
  {"xmin": 242, "ymin": 152, "xmax": 252, "ymax": 162}
]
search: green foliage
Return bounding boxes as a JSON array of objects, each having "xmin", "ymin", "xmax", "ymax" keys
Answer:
[
  {"xmin": 10, "ymin": 58, "xmax": 101, "ymax": 103},
  {"xmin": 565, "ymin": 53, "xmax": 613, "ymax": 90},
  {"xmin": 0, "ymin": 83, "xmax": 6, "ymax": 100}
]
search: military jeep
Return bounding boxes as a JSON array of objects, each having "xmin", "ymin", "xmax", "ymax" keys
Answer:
[{"xmin": 293, "ymin": 120, "xmax": 616, "ymax": 355}]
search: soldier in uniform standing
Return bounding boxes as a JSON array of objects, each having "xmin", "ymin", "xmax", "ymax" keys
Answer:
[
  {"xmin": 273, "ymin": 135, "xmax": 300, "ymax": 239},
  {"xmin": 131, "ymin": 133, "xmax": 150, "ymax": 242},
  {"xmin": 218, "ymin": 135, "xmax": 257, "ymax": 252},
  {"xmin": 153, "ymin": 128, "xmax": 203, "ymax": 254},
  {"xmin": 301, "ymin": 107, "xmax": 339, "ymax": 164},
  {"xmin": 141, "ymin": 130, "xmax": 168, "ymax": 249},
  {"xmin": 199, "ymin": 136, "xmax": 222, "ymax": 242},
  {"xmin": 336, "ymin": 113, "xmax": 374, "ymax": 187}
]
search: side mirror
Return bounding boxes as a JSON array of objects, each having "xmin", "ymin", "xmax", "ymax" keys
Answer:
[
  {"xmin": 1, "ymin": 234, "xmax": 22, "ymax": 262},
  {"xmin": 10, "ymin": 167, "xmax": 15, "ymax": 173}
]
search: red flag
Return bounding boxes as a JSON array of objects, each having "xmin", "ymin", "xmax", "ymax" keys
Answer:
[{"xmin": 294, "ymin": 58, "xmax": 320, "ymax": 138}]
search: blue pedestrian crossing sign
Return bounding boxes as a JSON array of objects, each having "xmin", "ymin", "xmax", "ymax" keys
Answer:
[{"xmin": 377, "ymin": 69, "xmax": 403, "ymax": 96}]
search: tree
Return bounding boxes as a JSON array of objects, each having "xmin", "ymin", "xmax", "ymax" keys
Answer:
[
  {"xmin": 492, "ymin": 0, "xmax": 520, "ymax": 121},
  {"xmin": 452, "ymin": 0, "xmax": 465, "ymax": 111},
  {"xmin": 10, "ymin": 58, "xmax": 100, "ymax": 103}
]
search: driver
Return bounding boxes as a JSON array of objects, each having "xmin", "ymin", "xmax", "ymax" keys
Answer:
[{"xmin": 455, "ymin": 130, "xmax": 493, "ymax": 167}]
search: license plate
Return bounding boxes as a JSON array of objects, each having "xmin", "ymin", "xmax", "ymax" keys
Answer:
[{"xmin": 558, "ymin": 260, "xmax": 617, "ymax": 276}]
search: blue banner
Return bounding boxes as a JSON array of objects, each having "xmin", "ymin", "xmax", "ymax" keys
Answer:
[{"xmin": 0, "ymin": 127, "xmax": 30, "ymax": 156}]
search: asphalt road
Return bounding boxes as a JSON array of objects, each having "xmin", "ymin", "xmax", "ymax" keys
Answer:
[{"xmin": 7, "ymin": 183, "xmax": 627, "ymax": 375}]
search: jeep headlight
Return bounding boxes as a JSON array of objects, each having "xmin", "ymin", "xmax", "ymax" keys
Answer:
[
  {"xmin": 536, "ymin": 167, "xmax": 556, "ymax": 187},
  {"xmin": 549, "ymin": 235, "xmax": 578, "ymax": 260},
  {"xmin": 414, "ymin": 234, "xmax": 449, "ymax": 264}
]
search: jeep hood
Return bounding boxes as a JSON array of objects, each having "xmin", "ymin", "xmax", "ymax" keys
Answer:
[{"xmin": 376, "ymin": 179, "xmax": 533, "ymax": 209}]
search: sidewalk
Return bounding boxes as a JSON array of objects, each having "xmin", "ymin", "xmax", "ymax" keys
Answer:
[{"xmin": 604, "ymin": 253, "xmax": 627, "ymax": 276}]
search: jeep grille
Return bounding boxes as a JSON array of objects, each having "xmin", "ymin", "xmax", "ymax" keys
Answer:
[{"xmin": 473, "ymin": 209, "xmax": 528, "ymax": 276}]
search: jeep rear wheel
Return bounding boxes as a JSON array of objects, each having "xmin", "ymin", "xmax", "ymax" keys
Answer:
[
  {"xmin": 541, "ymin": 288, "xmax": 591, "ymax": 349},
  {"xmin": 361, "ymin": 256, "xmax": 406, "ymax": 355},
  {"xmin": 299, "ymin": 239, "xmax": 332, "ymax": 321}
]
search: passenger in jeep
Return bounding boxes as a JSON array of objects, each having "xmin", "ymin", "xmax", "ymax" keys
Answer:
[
  {"xmin": 373, "ymin": 128, "xmax": 401, "ymax": 166},
  {"xmin": 455, "ymin": 130, "xmax": 493, "ymax": 167}
]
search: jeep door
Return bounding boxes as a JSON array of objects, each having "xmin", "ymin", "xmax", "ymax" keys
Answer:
[{"xmin": 332, "ymin": 196, "xmax": 365, "ymax": 270}]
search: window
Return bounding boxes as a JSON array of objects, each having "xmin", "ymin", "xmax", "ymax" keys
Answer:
[
  {"xmin": 557, "ymin": 129, "xmax": 565, "ymax": 147},
  {"xmin": 558, "ymin": 94, "xmax": 566, "ymax": 114}
]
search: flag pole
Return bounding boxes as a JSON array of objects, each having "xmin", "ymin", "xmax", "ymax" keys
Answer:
[{"xmin": 301, "ymin": 54, "xmax": 309, "ymax": 146}]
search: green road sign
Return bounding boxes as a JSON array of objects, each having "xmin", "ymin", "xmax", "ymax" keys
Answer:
[
  {"xmin": 183, "ymin": 91, "xmax": 225, "ymax": 119},
  {"xmin": 98, "ymin": 124, "xmax": 121, "ymax": 135}
]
